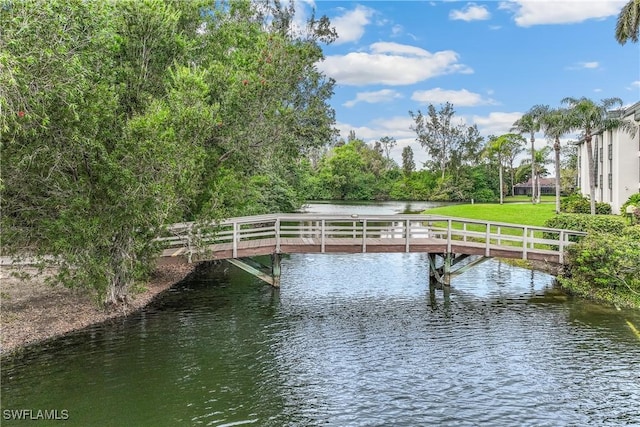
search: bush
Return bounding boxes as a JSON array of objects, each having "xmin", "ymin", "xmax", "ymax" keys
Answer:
[
  {"xmin": 544, "ymin": 213, "xmax": 626, "ymax": 235},
  {"xmin": 561, "ymin": 194, "xmax": 612, "ymax": 214},
  {"xmin": 562, "ymin": 232, "xmax": 640, "ymax": 307}
]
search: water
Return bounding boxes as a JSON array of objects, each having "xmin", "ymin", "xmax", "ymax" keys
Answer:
[
  {"xmin": 301, "ymin": 200, "xmax": 451, "ymax": 215},
  {"xmin": 2, "ymin": 203, "xmax": 640, "ymax": 426}
]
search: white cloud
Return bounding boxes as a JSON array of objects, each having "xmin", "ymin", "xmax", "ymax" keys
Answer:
[
  {"xmin": 344, "ymin": 89, "xmax": 403, "ymax": 107},
  {"xmin": 411, "ymin": 88, "xmax": 498, "ymax": 106},
  {"xmin": 566, "ymin": 61, "xmax": 601, "ymax": 70},
  {"xmin": 331, "ymin": 5, "xmax": 375, "ymax": 44},
  {"xmin": 630, "ymin": 80, "xmax": 640, "ymax": 88},
  {"xmin": 317, "ymin": 42, "xmax": 472, "ymax": 86},
  {"xmin": 594, "ymin": 88, "xmax": 603, "ymax": 92},
  {"xmin": 449, "ymin": 4, "xmax": 491, "ymax": 21},
  {"xmin": 471, "ymin": 111, "xmax": 523, "ymax": 137},
  {"xmin": 500, "ymin": 0, "xmax": 626, "ymax": 27}
]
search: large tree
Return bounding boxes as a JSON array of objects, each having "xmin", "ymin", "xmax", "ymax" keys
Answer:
[
  {"xmin": 616, "ymin": 0, "xmax": 640, "ymax": 44},
  {"xmin": 410, "ymin": 102, "xmax": 483, "ymax": 180},
  {"xmin": 562, "ymin": 97, "xmax": 637, "ymax": 215},
  {"xmin": 511, "ymin": 105, "xmax": 549, "ymax": 204},
  {"xmin": 1, "ymin": 0, "xmax": 337, "ymax": 306},
  {"xmin": 540, "ymin": 108, "xmax": 572, "ymax": 213}
]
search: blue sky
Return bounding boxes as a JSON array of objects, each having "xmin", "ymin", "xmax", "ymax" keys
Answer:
[{"xmin": 296, "ymin": 0, "xmax": 640, "ymax": 166}]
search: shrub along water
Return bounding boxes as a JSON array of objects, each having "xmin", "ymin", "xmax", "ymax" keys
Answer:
[{"xmin": 545, "ymin": 205, "xmax": 640, "ymax": 308}]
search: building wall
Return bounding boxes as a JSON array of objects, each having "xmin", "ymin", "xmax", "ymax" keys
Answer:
[{"xmin": 576, "ymin": 102, "xmax": 640, "ymax": 214}]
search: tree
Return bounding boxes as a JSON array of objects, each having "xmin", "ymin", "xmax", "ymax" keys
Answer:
[
  {"xmin": 512, "ymin": 105, "xmax": 549, "ymax": 204},
  {"xmin": 410, "ymin": 102, "xmax": 483, "ymax": 180},
  {"xmin": 1, "ymin": 0, "xmax": 211, "ymax": 305},
  {"xmin": 402, "ymin": 146, "xmax": 415, "ymax": 177},
  {"xmin": 485, "ymin": 134, "xmax": 525, "ymax": 204},
  {"xmin": 562, "ymin": 97, "xmax": 638, "ymax": 214},
  {"xmin": 378, "ymin": 136, "xmax": 397, "ymax": 161},
  {"xmin": 616, "ymin": 0, "xmax": 640, "ymax": 44},
  {"xmin": 540, "ymin": 108, "xmax": 572, "ymax": 213},
  {"xmin": 1, "ymin": 0, "xmax": 338, "ymax": 306}
]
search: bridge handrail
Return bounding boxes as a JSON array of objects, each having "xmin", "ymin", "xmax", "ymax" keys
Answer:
[{"xmin": 160, "ymin": 214, "xmax": 587, "ymax": 264}]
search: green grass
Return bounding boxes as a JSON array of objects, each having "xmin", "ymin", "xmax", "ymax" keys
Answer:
[
  {"xmin": 503, "ymin": 195, "xmax": 555, "ymax": 203},
  {"xmin": 423, "ymin": 202, "xmax": 556, "ymax": 227}
]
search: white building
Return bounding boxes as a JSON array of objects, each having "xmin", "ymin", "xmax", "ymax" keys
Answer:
[{"xmin": 575, "ymin": 101, "xmax": 640, "ymax": 214}]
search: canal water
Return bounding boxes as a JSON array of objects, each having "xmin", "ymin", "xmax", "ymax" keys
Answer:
[{"xmin": 2, "ymin": 202, "xmax": 639, "ymax": 426}]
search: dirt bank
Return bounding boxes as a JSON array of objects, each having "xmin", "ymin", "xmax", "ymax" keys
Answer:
[{"xmin": 0, "ymin": 263, "xmax": 196, "ymax": 356}]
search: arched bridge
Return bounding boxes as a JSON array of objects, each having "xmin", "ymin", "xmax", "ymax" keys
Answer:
[{"xmin": 158, "ymin": 214, "xmax": 586, "ymax": 287}]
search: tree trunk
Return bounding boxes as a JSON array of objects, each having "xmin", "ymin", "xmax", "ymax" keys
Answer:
[
  {"xmin": 585, "ymin": 135, "xmax": 596, "ymax": 215},
  {"xmin": 105, "ymin": 232, "xmax": 134, "ymax": 306},
  {"xmin": 554, "ymin": 138, "xmax": 561, "ymax": 214},
  {"xmin": 530, "ymin": 134, "xmax": 536, "ymax": 204},
  {"xmin": 499, "ymin": 158, "xmax": 504, "ymax": 204}
]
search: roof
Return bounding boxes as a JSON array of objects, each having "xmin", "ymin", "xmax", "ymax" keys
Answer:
[{"xmin": 513, "ymin": 178, "xmax": 555, "ymax": 187}]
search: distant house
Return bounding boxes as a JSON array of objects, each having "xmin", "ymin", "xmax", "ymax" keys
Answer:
[
  {"xmin": 574, "ymin": 102, "xmax": 640, "ymax": 214},
  {"xmin": 513, "ymin": 177, "xmax": 556, "ymax": 196}
]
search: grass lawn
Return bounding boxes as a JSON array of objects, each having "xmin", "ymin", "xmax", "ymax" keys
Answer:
[
  {"xmin": 423, "ymin": 202, "xmax": 557, "ymax": 227},
  {"xmin": 503, "ymin": 195, "xmax": 555, "ymax": 203}
]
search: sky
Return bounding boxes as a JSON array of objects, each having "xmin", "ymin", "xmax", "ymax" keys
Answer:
[{"xmin": 295, "ymin": 0, "xmax": 640, "ymax": 167}]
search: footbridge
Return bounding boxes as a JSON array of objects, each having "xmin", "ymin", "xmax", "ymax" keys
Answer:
[{"xmin": 158, "ymin": 214, "xmax": 586, "ymax": 287}]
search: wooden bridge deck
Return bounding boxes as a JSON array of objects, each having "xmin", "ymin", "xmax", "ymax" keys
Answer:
[{"xmin": 158, "ymin": 214, "xmax": 586, "ymax": 266}]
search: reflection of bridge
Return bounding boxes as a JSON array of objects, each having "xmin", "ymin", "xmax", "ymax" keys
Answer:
[{"xmin": 158, "ymin": 214, "xmax": 586, "ymax": 287}]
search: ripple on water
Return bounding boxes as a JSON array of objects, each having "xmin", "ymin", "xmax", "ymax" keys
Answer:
[{"xmin": 2, "ymin": 255, "xmax": 639, "ymax": 426}]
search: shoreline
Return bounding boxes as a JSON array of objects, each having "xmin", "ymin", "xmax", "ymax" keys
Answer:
[{"xmin": 0, "ymin": 263, "xmax": 196, "ymax": 357}]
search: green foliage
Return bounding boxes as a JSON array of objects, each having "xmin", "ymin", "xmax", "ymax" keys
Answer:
[
  {"xmin": 562, "ymin": 229, "xmax": 640, "ymax": 307},
  {"xmin": 1, "ymin": 0, "xmax": 337, "ymax": 305},
  {"xmin": 560, "ymin": 194, "xmax": 612, "ymax": 214},
  {"xmin": 621, "ymin": 192, "xmax": 640, "ymax": 216},
  {"xmin": 544, "ymin": 213, "xmax": 626, "ymax": 234}
]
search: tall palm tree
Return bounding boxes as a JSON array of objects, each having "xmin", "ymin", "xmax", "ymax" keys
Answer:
[
  {"xmin": 486, "ymin": 133, "xmax": 526, "ymax": 204},
  {"xmin": 512, "ymin": 105, "xmax": 549, "ymax": 203},
  {"xmin": 562, "ymin": 97, "xmax": 637, "ymax": 215},
  {"xmin": 540, "ymin": 108, "xmax": 571, "ymax": 214},
  {"xmin": 532, "ymin": 146, "xmax": 553, "ymax": 203},
  {"xmin": 616, "ymin": 0, "xmax": 640, "ymax": 45}
]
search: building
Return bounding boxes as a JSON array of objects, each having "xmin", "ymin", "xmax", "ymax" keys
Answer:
[
  {"xmin": 574, "ymin": 101, "xmax": 640, "ymax": 214},
  {"xmin": 512, "ymin": 177, "xmax": 556, "ymax": 196}
]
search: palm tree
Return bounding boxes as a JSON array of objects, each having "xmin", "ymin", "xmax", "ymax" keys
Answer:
[
  {"xmin": 540, "ymin": 108, "xmax": 571, "ymax": 214},
  {"xmin": 562, "ymin": 97, "xmax": 638, "ymax": 215},
  {"xmin": 511, "ymin": 105, "xmax": 549, "ymax": 203},
  {"xmin": 616, "ymin": 0, "xmax": 640, "ymax": 45},
  {"xmin": 486, "ymin": 134, "xmax": 526, "ymax": 204},
  {"xmin": 532, "ymin": 146, "xmax": 553, "ymax": 202}
]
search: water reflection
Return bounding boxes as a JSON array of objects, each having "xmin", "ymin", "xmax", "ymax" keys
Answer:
[{"xmin": 2, "ymin": 255, "xmax": 640, "ymax": 426}]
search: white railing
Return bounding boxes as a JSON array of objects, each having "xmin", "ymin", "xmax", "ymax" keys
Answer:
[{"xmin": 159, "ymin": 214, "xmax": 587, "ymax": 263}]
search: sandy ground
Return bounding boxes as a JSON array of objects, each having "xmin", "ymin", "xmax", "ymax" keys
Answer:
[{"xmin": 0, "ymin": 263, "xmax": 195, "ymax": 356}]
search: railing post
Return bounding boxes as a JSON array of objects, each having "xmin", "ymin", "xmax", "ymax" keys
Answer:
[
  {"xmin": 485, "ymin": 223, "xmax": 491, "ymax": 257},
  {"xmin": 353, "ymin": 221, "xmax": 356, "ymax": 238},
  {"xmin": 447, "ymin": 219, "xmax": 452, "ymax": 253},
  {"xmin": 522, "ymin": 226, "xmax": 528, "ymax": 260},
  {"xmin": 275, "ymin": 218, "xmax": 281, "ymax": 253},
  {"xmin": 497, "ymin": 226, "xmax": 501, "ymax": 245},
  {"xmin": 405, "ymin": 219, "xmax": 410, "ymax": 252},
  {"xmin": 530, "ymin": 229, "xmax": 535, "ymax": 249},
  {"xmin": 559, "ymin": 230, "xmax": 565, "ymax": 264},
  {"xmin": 463, "ymin": 223, "xmax": 467, "ymax": 242},
  {"xmin": 232, "ymin": 221, "xmax": 239, "ymax": 258},
  {"xmin": 321, "ymin": 219, "xmax": 326, "ymax": 253},
  {"xmin": 362, "ymin": 219, "xmax": 367, "ymax": 253}
]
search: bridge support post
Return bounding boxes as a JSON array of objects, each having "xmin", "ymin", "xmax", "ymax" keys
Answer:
[
  {"xmin": 226, "ymin": 254, "xmax": 282, "ymax": 288},
  {"xmin": 428, "ymin": 253, "xmax": 452, "ymax": 287},
  {"xmin": 271, "ymin": 253, "xmax": 281, "ymax": 288}
]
